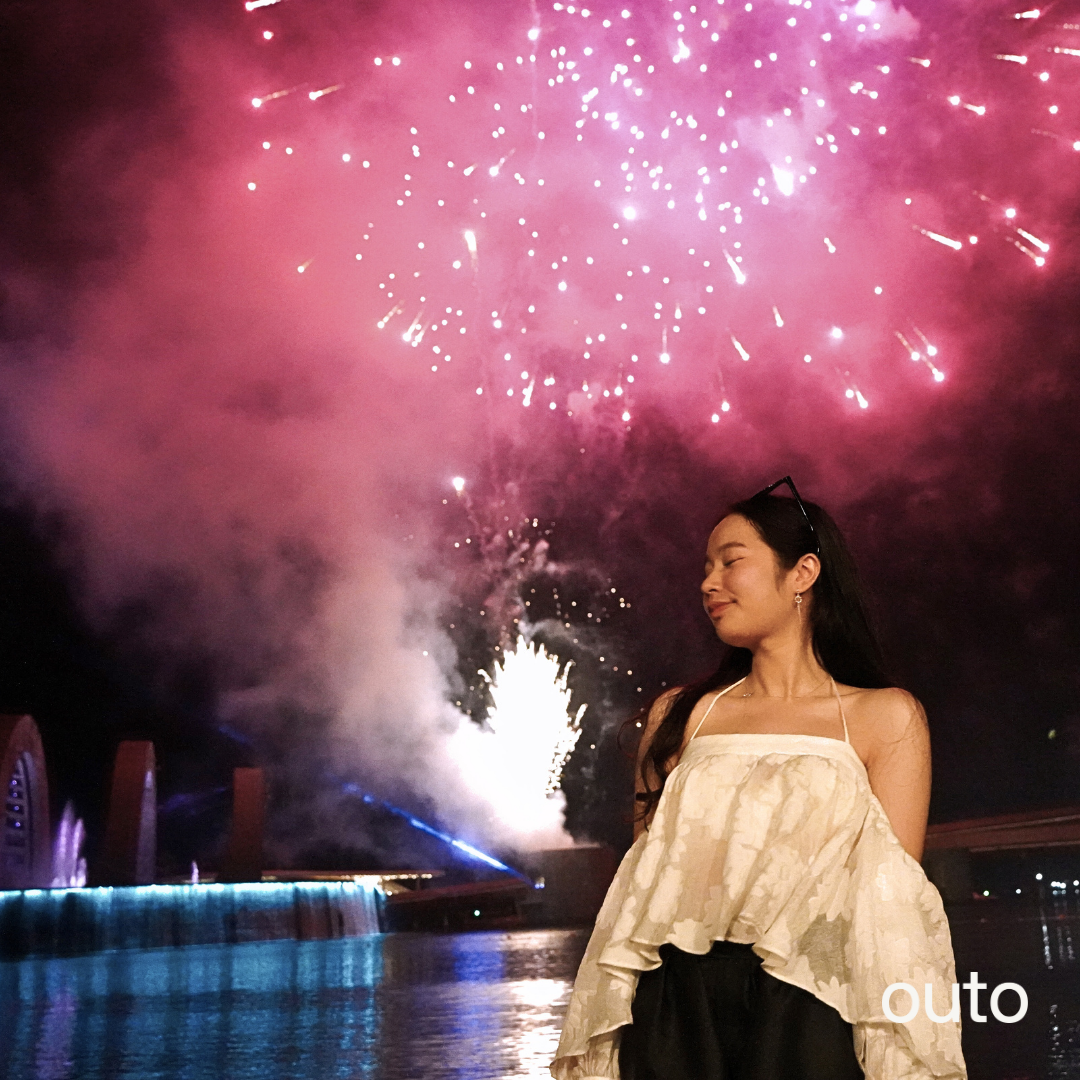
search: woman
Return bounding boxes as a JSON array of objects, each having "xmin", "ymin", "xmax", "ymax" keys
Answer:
[{"xmin": 550, "ymin": 478, "xmax": 967, "ymax": 1080}]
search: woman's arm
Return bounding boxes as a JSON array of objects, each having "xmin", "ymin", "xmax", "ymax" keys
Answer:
[
  {"xmin": 633, "ymin": 687, "xmax": 681, "ymax": 842},
  {"xmin": 865, "ymin": 688, "xmax": 932, "ymax": 863}
]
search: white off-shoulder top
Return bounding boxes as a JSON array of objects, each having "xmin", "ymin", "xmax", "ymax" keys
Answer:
[{"xmin": 550, "ymin": 675, "xmax": 967, "ymax": 1080}]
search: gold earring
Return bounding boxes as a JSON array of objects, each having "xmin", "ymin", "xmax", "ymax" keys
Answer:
[{"xmin": 795, "ymin": 593, "xmax": 803, "ymax": 612}]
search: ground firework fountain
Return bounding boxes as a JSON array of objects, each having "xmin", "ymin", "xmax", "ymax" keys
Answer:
[{"xmin": 450, "ymin": 633, "xmax": 587, "ymax": 851}]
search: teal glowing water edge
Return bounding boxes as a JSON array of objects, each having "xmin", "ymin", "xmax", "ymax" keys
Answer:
[{"xmin": 0, "ymin": 880, "xmax": 383, "ymax": 959}]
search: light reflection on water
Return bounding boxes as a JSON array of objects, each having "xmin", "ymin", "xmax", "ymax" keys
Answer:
[
  {"xmin": 946, "ymin": 908, "xmax": 1080, "ymax": 1080},
  {"xmin": 2, "ymin": 919, "xmax": 1080, "ymax": 1079},
  {"xmin": 0, "ymin": 929, "xmax": 588, "ymax": 1080}
]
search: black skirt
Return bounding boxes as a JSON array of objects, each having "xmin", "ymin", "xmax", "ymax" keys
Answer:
[{"xmin": 618, "ymin": 940, "xmax": 865, "ymax": 1080}]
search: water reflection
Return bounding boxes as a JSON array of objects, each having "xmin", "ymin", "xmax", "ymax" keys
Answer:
[
  {"xmin": 1, "ymin": 922, "xmax": 1078, "ymax": 1079},
  {"xmin": 0, "ymin": 930, "xmax": 586, "ymax": 1080},
  {"xmin": 947, "ymin": 907, "xmax": 1080, "ymax": 1079}
]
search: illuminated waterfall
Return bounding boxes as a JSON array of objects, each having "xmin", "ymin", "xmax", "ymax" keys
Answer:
[{"xmin": 0, "ymin": 880, "xmax": 383, "ymax": 960}]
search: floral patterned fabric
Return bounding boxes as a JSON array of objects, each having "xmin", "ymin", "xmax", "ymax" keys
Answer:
[{"xmin": 550, "ymin": 693, "xmax": 967, "ymax": 1080}]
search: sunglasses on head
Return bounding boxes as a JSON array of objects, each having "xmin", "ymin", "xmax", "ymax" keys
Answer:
[{"xmin": 752, "ymin": 475, "xmax": 821, "ymax": 556}]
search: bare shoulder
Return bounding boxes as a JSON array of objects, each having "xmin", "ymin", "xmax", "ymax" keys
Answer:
[
  {"xmin": 842, "ymin": 684, "xmax": 930, "ymax": 763},
  {"xmin": 839, "ymin": 687, "xmax": 931, "ymax": 860}
]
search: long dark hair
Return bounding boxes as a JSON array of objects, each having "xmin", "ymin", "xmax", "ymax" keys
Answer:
[{"xmin": 628, "ymin": 491, "xmax": 896, "ymax": 826}]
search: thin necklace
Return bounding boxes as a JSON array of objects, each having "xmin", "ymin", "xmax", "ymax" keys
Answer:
[{"xmin": 741, "ymin": 673, "xmax": 832, "ymax": 698}]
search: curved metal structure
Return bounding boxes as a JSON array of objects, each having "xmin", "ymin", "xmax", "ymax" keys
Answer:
[{"xmin": 0, "ymin": 715, "xmax": 51, "ymax": 890}]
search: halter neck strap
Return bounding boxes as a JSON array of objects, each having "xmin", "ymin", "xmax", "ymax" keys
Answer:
[
  {"xmin": 687, "ymin": 675, "xmax": 850, "ymax": 744},
  {"xmin": 830, "ymin": 677, "xmax": 851, "ymax": 745},
  {"xmin": 688, "ymin": 676, "xmax": 747, "ymax": 741}
]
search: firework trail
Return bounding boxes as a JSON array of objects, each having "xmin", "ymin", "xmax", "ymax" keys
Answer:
[{"xmin": 242, "ymin": 0, "xmax": 1078, "ymax": 422}]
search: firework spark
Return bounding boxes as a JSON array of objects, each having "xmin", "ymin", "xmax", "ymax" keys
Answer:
[{"xmin": 239, "ymin": 0, "xmax": 1074, "ymax": 423}]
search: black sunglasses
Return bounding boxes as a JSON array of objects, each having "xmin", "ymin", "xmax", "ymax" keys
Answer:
[{"xmin": 752, "ymin": 475, "xmax": 821, "ymax": 556}]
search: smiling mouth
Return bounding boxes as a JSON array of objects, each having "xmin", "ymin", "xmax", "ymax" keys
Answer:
[{"xmin": 708, "ymin": 602, "xmax": 732, "ymax": 616}]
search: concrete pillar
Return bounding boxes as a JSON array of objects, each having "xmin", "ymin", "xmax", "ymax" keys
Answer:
[
  {"xmin": 95, "ymin": 741, "xmax": 156, "ymax": 886},
  {"xmin": 219, "ymin": 767, "xmax": 266, "ymax": 883},
  {"xmin": 0, "ymin": 715, "xmax": 51, "ymax": 890}
]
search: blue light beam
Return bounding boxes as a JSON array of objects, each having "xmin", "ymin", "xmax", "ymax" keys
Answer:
[{"xmin": 339, "ymin": 781, "xmax": 535, "ymax": 884}]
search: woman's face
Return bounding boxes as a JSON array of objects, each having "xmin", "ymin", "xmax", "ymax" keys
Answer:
[{"xmin": 700, "ymin": 513, "xmax": 802, "ymax": 647}]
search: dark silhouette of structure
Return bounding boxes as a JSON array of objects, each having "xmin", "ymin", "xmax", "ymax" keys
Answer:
[
  {"xmin": 219, "ymin": 767, "xmax": 266, "ymax": 883},
  {"xmin": 923, "ymin": 805, "xmax": 1080, "ymax": 902},
  {"xmin": 94, "ymin": 741, "xmax": 157, "ymax": 886}
]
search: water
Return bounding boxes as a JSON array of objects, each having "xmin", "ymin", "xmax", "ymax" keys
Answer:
[
  {"xmin": 948, "ymin": 908, "xmax": 1080, "ymax": 1080},
  {"xmin": 0, "ymin": 930, "xmax": 587, "ymax": 1080},
  {"xmin": 0, "ymin": 920, "xmax": 1078, "ymax": 1079}
]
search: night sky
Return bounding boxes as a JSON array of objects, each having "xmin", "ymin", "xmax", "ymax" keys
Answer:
[{"xmin": 0, "ymin": 0, "xmax": 1078, "ymax": 875}]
